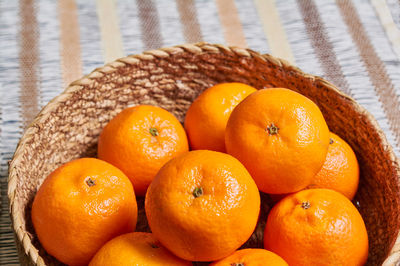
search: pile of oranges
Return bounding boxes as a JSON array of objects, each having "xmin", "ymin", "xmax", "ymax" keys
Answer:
[{"xmin": 31, "ymin": 83, "xmax": 368, "ymax": 265}]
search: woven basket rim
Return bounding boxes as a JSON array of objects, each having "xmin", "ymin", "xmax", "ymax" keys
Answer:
[{"xmin": 7, "ymin": 42, "xmax": 400, "ymax": 265}]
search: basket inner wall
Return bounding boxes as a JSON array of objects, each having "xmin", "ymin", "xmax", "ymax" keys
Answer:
[{"xmin": 13, "ymin": 48, "xmax": 400, "ymax": 265}]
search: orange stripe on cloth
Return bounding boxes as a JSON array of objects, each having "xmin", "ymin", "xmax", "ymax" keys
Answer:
[
  {"xmin": 96, "ymin": 0, "xmax": 124, "ymax": 63},
  {"xmin": 58, "ymin": 0, "xmax": 83, "ymax": 88},
  {"xmin": 19, "ymin": 0, "xmax": 40, "ymax": 128},
  {"xmin": 215, "ymin": 0, "xmax": 247, "ymax": 48},
  {"xmin": 337, "ymin": 0, "xmax": 400, "ymax": 147},
  {"xmin": 176, "ymin": 0, "xmax": 203, "ymax": 43},
  {"xmin": 253, "ymin": 0, "xmax": 295, "ymax": 64}
]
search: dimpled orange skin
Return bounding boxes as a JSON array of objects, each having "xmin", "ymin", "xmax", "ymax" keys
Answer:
[
  {"xmin": 31, "ymin": 158, "xmax": 138, "ymax": 266},
  {"xmin": 145, "ymin": 150, "xmax": 261, "ymax": 262},
  {"xmin": 225, "ymin": 88, "xmax": 330, "ymax": 194},
  {"xmin": 264, "ymin": 189, "xmax": 368, "ymax": 266},
  {"xmin": 184, "ymin": 82, "xmax": 257, "ymax": 152},
  {"xmin": 89, "ymin": 232, "xmax": 192, "ymax": 266},
  {"xmin": 312, "ymin": 132, "xmax": 359, "ymax": 200},
  {"xmin": 210, "ymin": 249, "xmax": 288, "ymax": 266},
  {"xmin": 98, "ymin": 105, "xmax": 189, "ymax": 196}
]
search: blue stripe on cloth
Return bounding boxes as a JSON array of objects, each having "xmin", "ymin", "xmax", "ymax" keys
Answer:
[
  {"xmin": 194, "ymin": 0, "xmax": 225, "ymax": 44},
  {"xmin": 353, "ymin": 0, "xmax": 400, "ymax": 98},
  {"xmin": 155, "ymin": 0, "xmax": 185, "ymax": 47},
  {"xmin": 117, "ymin": 0, "xmax": 144, "ymax": 55},
  {"xmin": 38, "ymin": 0, "xmax": 63, "ymax": 107},
  {"xmin": 76, "ymin": 0, "xmax": 104, "ymax": 74},
  {"xmin": 315, "ymin": 0, "xmax": 400, "ymax": 156},
  {"xmin": 234, "ymin": 0, "xmax": 269, "ymax": 54},
  {"xmin": 0, "ymin": 0, "xmax": 21, "ymax": 264},
  {"xmin": 276, "ymin": 0, "xmax": 323, "ymax": 77}
]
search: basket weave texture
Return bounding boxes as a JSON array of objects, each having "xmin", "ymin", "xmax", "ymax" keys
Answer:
[{"xmin": 7, "ymin": 43, "xmax": 400, "ymax": 265}]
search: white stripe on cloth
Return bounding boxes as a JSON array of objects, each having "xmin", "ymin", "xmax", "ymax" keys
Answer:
[
  {"xmin": 38, "ymin": 0, "xmax": 63, "ymax": 107},
  {"xmin": 76, "ymin": 0, "xmax": 103, "ymax": 74},
  {"xmin": 0, "ymin": 0, "xmax": 21, "ymax": 264},
  {"xmin": 276, "ymin": 0, "xmax": 323, "ymax": 77},
  {"xmin": 253, "ymin": 0, "xmax": 295, "ymax": 64},
  {"xmin": 315, "ymin": 0, "xmax": 400, "ymax": 156},
  {"xmin": 96, "ymin": 0, "xmax": 125, "ymax": 63},
  {"xmin": 353, "ymin": 0, "xmax": 400, "ymax": 98},
  {"xmin": 117, "ymin": 0, "xmax": 144, "ymax": 55},
  {"xmin": 155, "ymin": 0, "xmax": 185, "ymax": 47},
  {"xmin": 0, "ymin": 1, "xmax": 22, "ymax": 150},
  {"xmin": 234, "ymin": 0, "xmax": 269, "ymax": 54},
  {"xmin": 194, "ymin": 0, "xmax": 225, "ymax": 44}
]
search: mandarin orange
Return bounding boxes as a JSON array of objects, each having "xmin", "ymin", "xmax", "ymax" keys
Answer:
[
  {"xmin": 225, "ymin": 88, "xmax": 330, "ymax": 194},
  {"xmin": 98, "ymin": 105, "xmax": 188, "ymax": 195},
  {"xmin": 185, "ymin": 82, "xmax": 256, "ymax": 152},
  {"xmin": 89, "ymin": 232, "xmax": 191, "ymax": 266},
  {"xmin": 31, "ymin": 158, "xmax": 137, "ymax": 266},
  {"xmin": 264, "ymin": 189, "xmax": 368, "ymax": 265},
  {"xmin": 311, "ymin": 132, "xmax": 359, "ymax": 199},
  {"xmin": 145, "ymin": 150, "xmax": 260, "ymax": 261},
  {"xmin": 210, "ymin": 248, "xmax": 288, "ymax": 266}
]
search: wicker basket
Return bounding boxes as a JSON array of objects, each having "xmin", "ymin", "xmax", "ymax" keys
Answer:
[{"xmin": 8, "ymin": 43, "xmax": 400, "ymax": 265}]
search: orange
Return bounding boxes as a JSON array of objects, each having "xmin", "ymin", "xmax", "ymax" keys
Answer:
[
  {"xmin": 145, "ymin": 150, "xmax": 260, "ymax": 261},
  {"xmin": 225, "ymin": 88, "xmax": 330, "ymax": 194},
  {"xmin": 264, "ymin": 189, "xmax": 368, "ymax": 266},
  {"xmin": 31, "ymin": 158, "xmax": 137, "ymax": 266},
  {"xmin": 98, "ymin": 105, "xmax": 188, "ymax": 196},
  {"xmin": 89, "ymin": 232, "xmax": 191, "ymax": 266},
  {"xmin": 184, "ymin": 82, "xmax": 257, "ymax": 152},
  {"xmin": 269, "ymin": 133, "xmax": 359, "ymax": 202},
  {"xmin": 311, "ymin": 132, "xmax": 359, "ymax": 199},
  {"xmin": 210, "ymin": 249, "xmax": 288, "ymax": 266}
]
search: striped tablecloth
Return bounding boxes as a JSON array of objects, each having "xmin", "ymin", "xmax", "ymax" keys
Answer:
[{"xmin": 1, "ymin": 0, "xmax": 400, "ymax": 264}]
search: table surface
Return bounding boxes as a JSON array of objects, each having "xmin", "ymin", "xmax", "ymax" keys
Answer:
[{"xmin": 1, "ymin": 0, "xmax": 400, "ymax": 264}]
